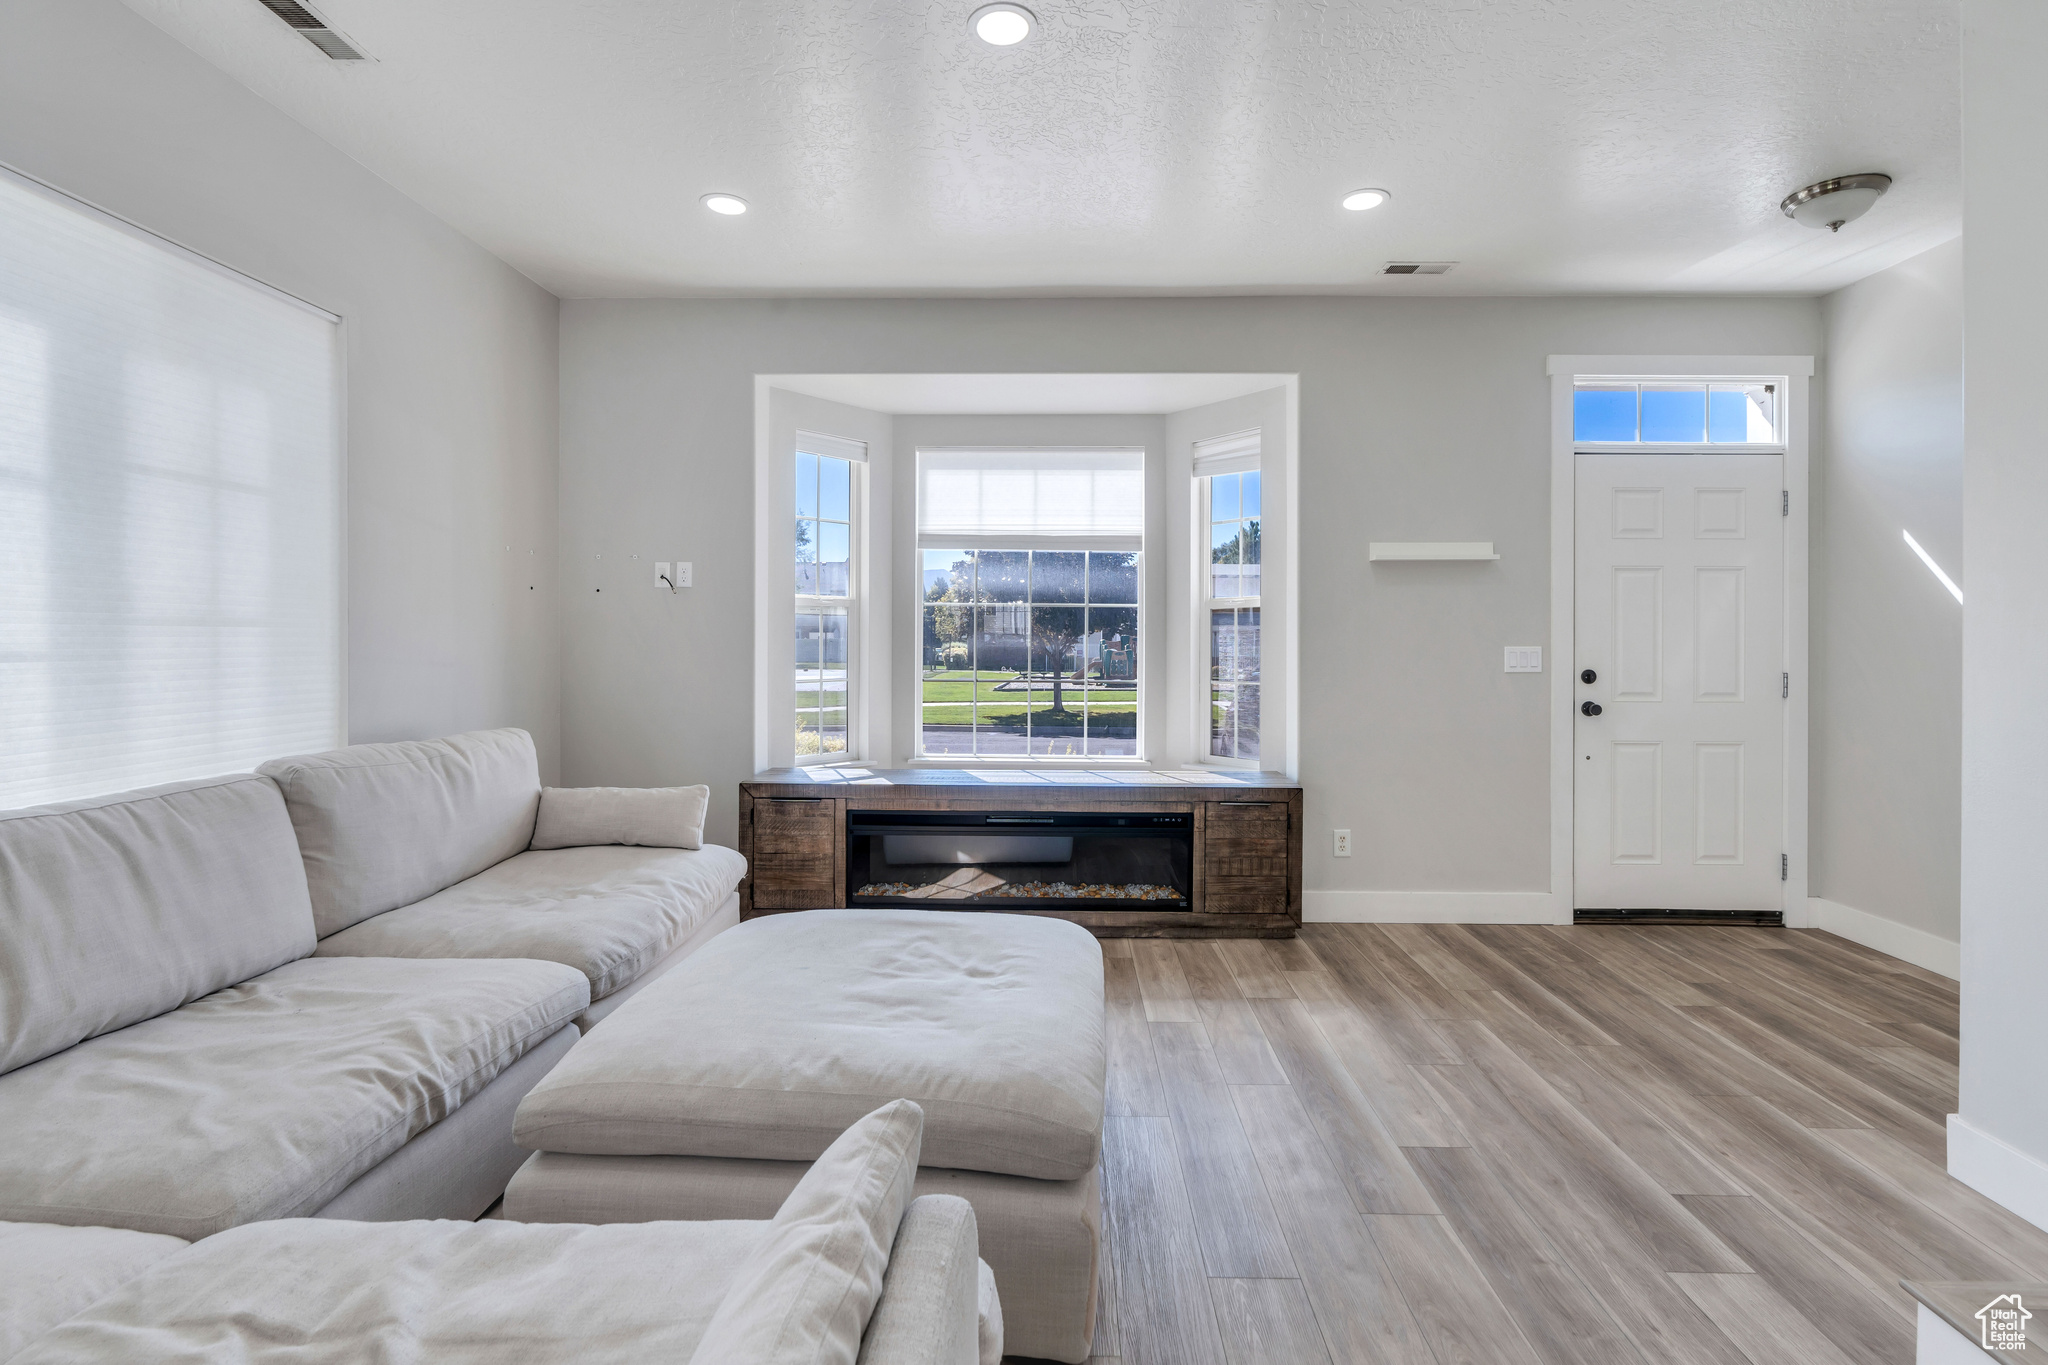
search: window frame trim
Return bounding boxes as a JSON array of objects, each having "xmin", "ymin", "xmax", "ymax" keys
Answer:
[
  {"xmin": 908, "ymin": 443, "xmax": 1151, "ymax": 766},
  {"xmin": 792, "ymin": 438, "xmax": 866, "ymax": 767},
  {"xmin": 1196, "ymin": 464, "xmax": 1264, "ymax": 770}
]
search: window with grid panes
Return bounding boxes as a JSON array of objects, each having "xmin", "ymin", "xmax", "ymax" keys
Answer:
[
  {"xmin": 794, "ymin": 445, "xmax": 855, "ymax": 761},
  {"xmin": 1572, "ymin": 380, "xmax": 1780, "ymax": 444},
  {"xmin": 915, "ymin": 448, "xmax": 1144, "ymax": 760},
  {"xmin": 1202, "ymin": 467, "xmax": 1261, "ymax": 762}
]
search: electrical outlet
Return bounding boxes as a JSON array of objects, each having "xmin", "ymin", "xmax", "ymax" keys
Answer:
[
  {"xmin": 655, "ymin": 562, "xmax": 671, "ymax": 589},
  {"xmin": 1333, "ymin": 829, "xmax": 1352, "ymax": 858},
  {"xmin": 674, "ymin": 562, "xmax": 693, "ymax": 588}
]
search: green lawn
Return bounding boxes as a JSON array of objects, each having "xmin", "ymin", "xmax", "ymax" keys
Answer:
[
  {"xmin": 921, "ymin": 671, "xmax": 1135, "ymax": 702},
  {"xmin": 918, "ymin": 670, "xmax": 1136, "ymax": 728}
]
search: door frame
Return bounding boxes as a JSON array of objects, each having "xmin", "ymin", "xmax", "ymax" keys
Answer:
[{"xmin": 1545, "ymin": 355, "xmax": 1814, "ymax": 927}]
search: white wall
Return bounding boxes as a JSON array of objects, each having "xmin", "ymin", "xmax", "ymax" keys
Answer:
[
  {"xmin": 1950, "ymin": 0, "xmax": 2048, "ymax": 1232},
  {"xmin": 560, "ymin": 295, "xmax": 1820, "ymax": 872},
  {"xmin": 0, "ymin": 0, "xmax": 564, "ymax": 777},
  {"xmin": 1812, "ymin": 238, "xmax": 1964, "ymax": 972}
]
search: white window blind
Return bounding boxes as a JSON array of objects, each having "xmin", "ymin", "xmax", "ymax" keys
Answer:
[
  {"xmin": 1192, "ymin": 430, "xmax": 1260, "ymax": 477},
  {"xmin": 797, "ymin": 429, "xmax": 868, "ymax": 463},
  {"xmin": 0, "ymin": 167, "xmax": 342, "ymax": 810},
  {"xmin": 917, "ymin": 448, "xmax": 1144, "ymax": 549}
]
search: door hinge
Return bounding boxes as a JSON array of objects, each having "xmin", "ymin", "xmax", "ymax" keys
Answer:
[
  {"xmin": 1782, "ymin": 672, "xmax": 1789, "ymax": 699},
  {"xmin": 1782, "ymin": 490, "xmax": 1789, "ymax": 516},
  {"xmin": 1781, "ymin": 853, "xmax": 1789, "ymax": 882}
]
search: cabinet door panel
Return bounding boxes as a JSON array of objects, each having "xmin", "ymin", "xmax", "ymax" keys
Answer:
[
  {"xmin": 1204, "ymin": 802, "xmax": 1288, "ymax": 913},
  {"xmin": 752, "ymin": 798, "xmax": 839, "ymax": 910}
]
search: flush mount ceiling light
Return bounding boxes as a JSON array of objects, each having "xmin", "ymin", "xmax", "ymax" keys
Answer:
[
  {"xmin": 969, "ymin": 3, "xmax": 1035, "ymax": 45},
  {"xmin": 701, "ymin": 193, "xmax": 749, "ymax": 216},
  {"xmin": 1780, "ymin": 173, "xmax": 1892, "ymax": 232},
  {"xmin": 1341, "ymin": 189, "xmax": 1391, "ymax": 211}
]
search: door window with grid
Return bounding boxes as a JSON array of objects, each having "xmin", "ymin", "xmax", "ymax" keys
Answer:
[
  {"xmin": 794, "ymin": 440, "xmax": 857, "ymax": 761},
  {"xmin": 916, "ymin": 448, "xmax": 1144, "ymax": 760},
  {"xmin": 1198, "ymin": 443, "xmax": 1261, "ymax": 763}
]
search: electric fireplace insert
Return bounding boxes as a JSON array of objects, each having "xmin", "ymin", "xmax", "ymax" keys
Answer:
[{"xmin": 847, "ymin": 808, "xmax": 1192, "ymax": 910}]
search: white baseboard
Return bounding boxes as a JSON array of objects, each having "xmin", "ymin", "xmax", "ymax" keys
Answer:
[
  {"xmin": 1303, "ymin": 891, "xmax": 1557, "ymax": 924},
  {"xmin": 1949, "ymin": 1114, "xmax": 2048, "ymax": 1236},
  {"xmin": 1807, "ymin": 897, "xmax": 1960, "ymax": 980}
]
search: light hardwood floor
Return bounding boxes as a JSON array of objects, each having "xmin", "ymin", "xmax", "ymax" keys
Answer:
[{"xmin": 1067, "ymin": 923, "xmax": 2034, "ymax": 1365}]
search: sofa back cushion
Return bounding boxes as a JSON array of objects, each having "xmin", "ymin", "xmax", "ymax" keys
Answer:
[
  {"xmin": 257, "ymin": 728, "xmax": 541, "ymax": 937},
  {"xmin": 0, "ymin": 774, "xmax": 316, "ymax": 1075}
]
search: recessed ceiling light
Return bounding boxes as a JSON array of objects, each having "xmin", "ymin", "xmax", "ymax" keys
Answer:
[
  {"xmin": 970, "ymin": 3, "xmax": 1035, "ymax": 45},
  {"xmin": 701, "ymin": 193, "xmax": 749, "ymax": 216},
  {"xmin": 1342, "ymin": 189, "xmax": 1391, "ymax": 211}
]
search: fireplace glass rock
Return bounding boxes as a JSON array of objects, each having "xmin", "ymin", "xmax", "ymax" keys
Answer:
[{"xmin": 847, "ymin": 809, "xmax": 1191, "ymax": 909}]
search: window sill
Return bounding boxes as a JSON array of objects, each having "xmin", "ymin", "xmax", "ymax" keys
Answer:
[
  {"xmin": 904, "ymin": 756, "xmax": 1151, "ymax": 769},
  {"xmin": 1572, "ymin": 441, "xmax": 1787, "ymax": 454}
]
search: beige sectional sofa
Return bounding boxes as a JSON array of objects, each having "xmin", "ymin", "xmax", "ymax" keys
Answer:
[
  {"xmin": 0, "ymin": 772, "xmax": 589, "ymax": 1237},
  {"xmin": 0, "ymin": 726, "xmax": 749, "ymax": 1238},
  {"xmin": 259, "ymin": 727, "xmax": 747, "ymax": 1028},
  {"xmin": 2, "ymin": 1103, "xmax": 1003, "ymax": 1365}
]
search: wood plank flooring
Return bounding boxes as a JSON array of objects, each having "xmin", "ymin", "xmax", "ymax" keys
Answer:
[{"xmin": 1061, "ymin": 924, "xmax": 2036, "ymax": 1365}]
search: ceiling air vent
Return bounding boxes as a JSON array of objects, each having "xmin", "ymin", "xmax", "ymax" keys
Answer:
[
  {"xmin": 253, "ymin": 0, "xmax": 369, "ymax": 60},
  {"xmin": 1382, "ymin": 262, "xmax": 1456, "ymax": 275}
]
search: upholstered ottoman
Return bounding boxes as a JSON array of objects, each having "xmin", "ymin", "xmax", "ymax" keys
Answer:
[{"xmin": 505, "ymin": 908, "xmax": 1105, "ymax": 1364}]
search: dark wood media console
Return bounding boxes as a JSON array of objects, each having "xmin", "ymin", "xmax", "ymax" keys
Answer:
[{"xmin": 739, "ymin": 768, "xmax": 1303, "ymax": 938}]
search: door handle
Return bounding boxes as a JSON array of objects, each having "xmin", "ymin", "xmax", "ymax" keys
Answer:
[{"xmin": 1581, "ymin": 701, "xmax": 1603, "ymax": 716}]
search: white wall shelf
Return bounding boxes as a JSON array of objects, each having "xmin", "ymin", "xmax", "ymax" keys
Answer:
[{"xmin": 1368, "ymin": 541, "xmax": 1499, "ymax": 561}]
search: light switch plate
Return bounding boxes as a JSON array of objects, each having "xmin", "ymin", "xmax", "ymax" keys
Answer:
[{"xmin": 1504, "ymin": 646, "xmax": 1542, "ymax": 673}]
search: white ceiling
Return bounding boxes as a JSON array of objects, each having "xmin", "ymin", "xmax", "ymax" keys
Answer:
[
  {"xmin": 768, "ymin": 372, "xmax": 1289, "ymax": 414},
  {"xmin": 124, "ymin": 0, "xmax": 1961, "ymax": 299}
]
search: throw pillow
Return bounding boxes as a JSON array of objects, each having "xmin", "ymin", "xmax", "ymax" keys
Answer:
[
  {"xmin": 686, "ymin": 1099, "xmax": 924, "ymax": 1365},
  {"xmin": 529, "ymin": 785, "xmax": 709, "ymax": 850}
]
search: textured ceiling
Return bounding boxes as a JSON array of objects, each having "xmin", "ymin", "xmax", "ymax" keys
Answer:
[{"xmin": 122, "ymin": 0, "xmax": 1960, "ymax": 297}]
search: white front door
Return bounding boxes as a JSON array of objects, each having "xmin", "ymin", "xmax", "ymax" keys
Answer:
[{"xmin": 1574, "ymin": 453, "xmax": 1785, "ymax": 911}]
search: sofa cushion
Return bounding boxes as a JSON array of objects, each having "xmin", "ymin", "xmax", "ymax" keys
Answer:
[
  {"xmin": 513, "ymin": 909, "xmax": 1107, "ymax": 1181},
  {"xmin": 0, "ymin": 774, "xmax": 315, "ymax": 1076},
  {"xmin": 0, "ymin": 956, "xmax": 587, "ymax": 1240},
  {"xmin": 0, "ymin": 1222, "xmax": 187, "ymax": 1361},
  {"xmin": 257, "ymin": 727, "xmax": 541, "ymax": 936},
  {"xmin": 532, "ymin": 784, "xmax": 711, "ymax": 850},
  {"xmin": 11, "ymin": 1217, "xmax": 764, "ymax": 1365},
  {"xmin": 688, "ymin": 1099, "xmax": 924, "ymax": 1365},
  {"xmin": 314, "ymin": 844, "xmax": 749, "ymax": 1000}
]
